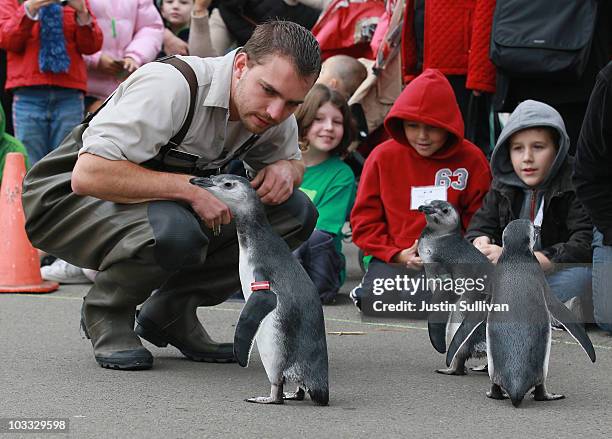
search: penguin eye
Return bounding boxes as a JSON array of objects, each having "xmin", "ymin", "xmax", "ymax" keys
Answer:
[
  {"xmin": 223, "ymin": 182, "xmax": 233, "ymax": 188},
  {"xmin": 442, "ymin": 208, "xmax": 449, "ymax": 214}
]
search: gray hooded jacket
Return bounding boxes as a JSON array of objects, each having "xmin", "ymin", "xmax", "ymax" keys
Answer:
[{"xmin": 466, "ymin": 100, "xmax": 593, "ymax": 264}]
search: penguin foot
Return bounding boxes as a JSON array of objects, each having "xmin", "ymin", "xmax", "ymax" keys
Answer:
[
  {"xmin": 283, "ymin": 388, "xmax": 306, "ymax": 401},
  {"xmin": 435, "ymin": 366, "xmax": 467, "ymax": 375},
  {"xmin": 470, "ymin": 364, "xmax": 488, "ymax": 373},
  {"xmin": 245, "ymin": 396, "xmax": 284, "ymax": 404},
  {"xmin": 533, "ymin": 385, "xmax": 565, "ymax": 401},
  {"xmin": 486, "ymin": 384, "xmax": 508, "ymax": 400}
]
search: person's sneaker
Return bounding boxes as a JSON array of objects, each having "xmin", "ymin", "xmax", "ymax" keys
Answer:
[
  {"xmin": 40, "ymin": 259, "xmax": 92, "ymax": 284},
  {"xmin": 349, "ymin": 284, "xmax": 363, "ymax": 311}
]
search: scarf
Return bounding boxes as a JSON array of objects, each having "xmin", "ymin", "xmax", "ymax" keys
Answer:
[{"xmin": 38, "ymin": 4, "xmax": 70, "ymax": 74}]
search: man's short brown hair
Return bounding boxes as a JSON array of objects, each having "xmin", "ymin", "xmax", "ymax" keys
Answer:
[{"xmin": 240, "ymin": 20, "xmax": 321, "ymax": 79}]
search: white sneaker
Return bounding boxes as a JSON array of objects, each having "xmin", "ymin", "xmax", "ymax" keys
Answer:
[{"xmin": 40, "ymin": 259, "xmax": 92, "ymax": 284}]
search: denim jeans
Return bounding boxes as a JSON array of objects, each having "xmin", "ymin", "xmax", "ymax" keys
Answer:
[
  {"xmin": 546, "ymin": 265, "xmax": 592, "ymax": 303},
  {"xmin": 592, "ymin": 228, "xmax": 612, "ymax": 333},
  {"xmin": 13, "ymin": 86, "xmax": 84, "ymax": 164}
]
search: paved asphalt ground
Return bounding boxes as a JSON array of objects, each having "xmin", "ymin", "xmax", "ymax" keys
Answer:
[{"xmin": 1, "ymin": 242, "xmax": 611, "ymax": 438}]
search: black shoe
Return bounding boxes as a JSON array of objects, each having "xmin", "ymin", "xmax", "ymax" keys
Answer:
[{"xmin": 134, "ymin": 311, "xmax": 236, "ymax": 363}]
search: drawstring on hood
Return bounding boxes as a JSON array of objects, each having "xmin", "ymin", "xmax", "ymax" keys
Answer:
[{"xmin": 384, "ymin": 68, "xmax": 464, "ymax": 160}]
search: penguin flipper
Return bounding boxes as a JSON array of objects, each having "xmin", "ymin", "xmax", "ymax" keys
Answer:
[
  {"xmin": 445, "ymin": 311, "xmax": 486, "ymax": 367},
  {"xmin": 543, "ymin": 285, "xmax": 596, "ymax": 363},
  {"xmin": 234, "ymin": 290, "xmax": 278, "ymax": 367},
  {"xmin": 427, "ymin": 289, "xmax": 456, "ymax": 353}
]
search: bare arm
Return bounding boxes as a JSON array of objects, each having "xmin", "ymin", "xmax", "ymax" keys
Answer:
[{"xmin": 72, "ymin": 153, "xmax": 231, "ymax": 227}]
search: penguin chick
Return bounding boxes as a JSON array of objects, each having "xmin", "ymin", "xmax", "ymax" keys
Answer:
[
  {"xmin": 447, "ymin": 219, "xmax": 596, "ymax": 407},
  {"xmin": 190, "ymin": 175, "xmax": 329, "ymax": 406},
  {"xmin": 418, "ymin": 200, "xmax": 492, "ymax": 375}
]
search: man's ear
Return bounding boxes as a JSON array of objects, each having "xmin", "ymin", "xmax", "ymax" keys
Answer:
[{"xmin": 233, "ymin": 52, "xmax": 248, "ymax": 80}]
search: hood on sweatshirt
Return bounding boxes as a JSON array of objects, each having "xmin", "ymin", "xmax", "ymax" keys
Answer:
[
  {"xmin": 490, "ymin": 100, "xmax": 569, "ymax": 189},
  {"xmin": 384, "ymin": 68, "xmax": 464, "ymax": 159}
]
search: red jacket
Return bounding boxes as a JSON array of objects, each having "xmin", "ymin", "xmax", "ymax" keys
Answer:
[
  {"xmin": 401, "ymin": 0, "xmax": 496, "ymax": 93},
  {"xmin": 312, "ymin": 0, "xmax": 386, "ymax": 60},
  {"xmin": 0, "ymin": 0, "xmax": 103, "ymax": 92},
  {"xmin": 350, "ymin": 69, "xmax": 491, "ymax": 262}
]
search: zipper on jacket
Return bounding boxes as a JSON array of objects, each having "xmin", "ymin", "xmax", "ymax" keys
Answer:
[{"xmin": 530, "ymin": 189, "xmax": 537, "ymax": 222}]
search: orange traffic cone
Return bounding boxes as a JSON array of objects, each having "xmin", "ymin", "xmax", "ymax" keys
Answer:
[{"xmin": 0, "ymin": 153, "xmax": 58, "ymax": 293}]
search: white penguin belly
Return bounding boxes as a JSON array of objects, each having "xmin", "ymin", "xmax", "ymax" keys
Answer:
[
  {"xmin": 238, "ymin": 244, "xmax": 255, "ymax": 302},
  {"xmin": 255, "ymin": 310, "xmax": 284, "ymax": 384}
]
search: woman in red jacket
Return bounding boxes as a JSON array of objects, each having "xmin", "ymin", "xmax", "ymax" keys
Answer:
[{"xmin": 0, "ymin": 0, "xmax": 102, "ymax": 163}]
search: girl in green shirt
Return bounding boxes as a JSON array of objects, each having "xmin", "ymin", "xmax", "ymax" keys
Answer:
[{"xmin": 294, "ymin": 84, "xmax": 356, "ymax": 304}]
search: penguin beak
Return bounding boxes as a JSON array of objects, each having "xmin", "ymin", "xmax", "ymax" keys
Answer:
[
  {"xmin": 189, "ymin": 177, "xmax": 215, "ymax": 188},
  {"xmin": 418, "ymin": 204, "xmax": 436, "ymax": 214}
]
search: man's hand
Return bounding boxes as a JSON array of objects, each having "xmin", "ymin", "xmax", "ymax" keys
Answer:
[
  {"xmin": 250, "ymin": 160, "xmax": 299, "ymax": 205},
  {"xmin": 163, "ymin": 28, "xmax": 189, "ymax": 56},
  {"xmin": 472, "ymin": 235, "xmax": 492, "ymax": 250},
  {"xmin": 391, "ymin": 240, "xmax": 423, "ymax": 270},
  {"xmin": 188, "ymin": 185, "xmax": 232, "ymax": 231}
]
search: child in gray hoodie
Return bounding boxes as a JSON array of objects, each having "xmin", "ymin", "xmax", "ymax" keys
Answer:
[{"xmin": 466, "ymin": 100, "xmax": 593, "ymax": 305}]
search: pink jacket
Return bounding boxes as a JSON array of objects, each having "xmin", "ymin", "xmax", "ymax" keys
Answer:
[{"xmin": 83, "ymin": 0, "xmax": 163, "ymax": 99}]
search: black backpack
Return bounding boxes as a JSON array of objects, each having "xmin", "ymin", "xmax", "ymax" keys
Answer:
[{"xmin": 490, "ymin": 0, "xmax": 598, "ymax": 81}]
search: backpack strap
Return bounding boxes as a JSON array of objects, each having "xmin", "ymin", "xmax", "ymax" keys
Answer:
[{"xmin": 82, "ymin": 56, "xmax": 198, "ymax": 154}]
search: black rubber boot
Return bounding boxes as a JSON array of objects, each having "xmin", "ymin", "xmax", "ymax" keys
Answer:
[
  {"xmin": 134, "ymin": 244, "xmax": 240, "ymax": 363},
  {"xmin": 80, "ymin": 245, "xmax": 174, "ymax": 371},
  {"xmin": 81, "ymin": 302, "xmax": 153, "ymax": 370}
]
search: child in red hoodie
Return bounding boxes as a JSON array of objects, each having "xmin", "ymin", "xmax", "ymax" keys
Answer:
[{"xmin": 349, "ymin": 68, "xmax": 491, "ymax": 316}]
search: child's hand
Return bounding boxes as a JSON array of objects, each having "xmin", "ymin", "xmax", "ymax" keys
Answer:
[
  {"xmin": 98, "ymin": 54, "xmax": 124, "ymax": 75},
  {"xmin": 163, "ymin": 29, "xmax": 188, "ymax": 56},
  {"xmin": 194, "ymin": 0, "xmax": 212, "ymax": 15},
  {"xmin": 473, "ymin": 236, "xmax": 492, "ymax": 250},
  {"xmin": 392, "ymin": 240, "xmax": 423, "ymax": 270},
  {"xmin": 477, "ymin": 243, "xmax": 503, "ymax": 264},
  {"xmin": 122, "ymin": 57, "xmax": 138, "ymax": 74},
  {"xmin": 534, "ymin": 251, "xmax": 554, "ymax": 272}
]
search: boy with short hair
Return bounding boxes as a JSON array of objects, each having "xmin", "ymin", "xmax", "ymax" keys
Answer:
[
  {"xmin": 350, "ymin": 68, "xmax": 491, "ymax": 314},
  {"xmin": 467, "ymin": 100, "xmax": 593, "ymax": 305}
]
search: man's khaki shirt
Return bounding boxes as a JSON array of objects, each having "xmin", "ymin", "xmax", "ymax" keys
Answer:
[{"xmin": 81, "ymin": 49, "xmax": 301, "ymax": 172}]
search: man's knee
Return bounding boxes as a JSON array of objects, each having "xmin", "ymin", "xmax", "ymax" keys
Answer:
[
  {"xmin": 148, "ymin": 201, "xmax": 208, "ymax": 271},
  {"xmin": 266, "ymin": 190, "xmax": 318, "ymax": 249}
]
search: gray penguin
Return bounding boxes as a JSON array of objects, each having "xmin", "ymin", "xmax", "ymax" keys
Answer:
[
  {"xmin": 418, "ymin": 200, "xmax": 491, "ymax": 375},
  {"xmin": 190, "ymin": 175, "xmax": 329, "ymax": 405},
  {"xmin": 446, "ymin": 219, "xmax": 596, "ymax": 407}
]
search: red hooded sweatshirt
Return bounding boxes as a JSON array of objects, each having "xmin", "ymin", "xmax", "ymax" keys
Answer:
[{"xmin": 350, "ymin": 68, "xmax": 491, "ymax": 262}]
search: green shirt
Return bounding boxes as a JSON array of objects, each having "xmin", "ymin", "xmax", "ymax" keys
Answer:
[
  {"xmin": 1, "ymin": 106, "xmax": 29, "ymax": 184},
  {"xmin": 299, "ymin": 155, "xmax": 356, "ymax": 239}
]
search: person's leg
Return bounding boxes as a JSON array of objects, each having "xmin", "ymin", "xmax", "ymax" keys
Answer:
[
  {"xmin": 49, "ymin": 88, "xmax": 84, "ymax": 151},
  {"xmin": 546, "ymin": 265, "xmax": 592, "ymax": 303},
  {"xmin": 295, "ymin": 230, "xmax": 343, "ymax": 304},
  {"xmin": 81, "ymin": 200, "xmax": 211, "ymax": 370},
  {"xmin": 592, "ymin": 229, "xmax": 612, "ymax": 333},
  {"xmin": 351, "ymin": 258, "xmax": 430, "ymax": 319},
  {"xmin": 135, "ymin": 189, "xmax": 318, "ymax": 361},
  {"xmin": 12, "ymin": 88, "xmax": 51, "ymax": 164}
]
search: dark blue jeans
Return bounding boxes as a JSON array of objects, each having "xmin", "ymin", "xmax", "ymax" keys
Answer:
[
  {"xmin": 13, "ymin": 86, "xmax": 84, "ymax": 164},
  {"xmin": 592, "ymin": 228, "xmax": 612, "ymax": 333}
]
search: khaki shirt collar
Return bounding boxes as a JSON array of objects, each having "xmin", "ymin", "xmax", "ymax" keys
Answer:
[{"xmin": 203, "ymin": 48, "xmax": 241, "ymax": 109}]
